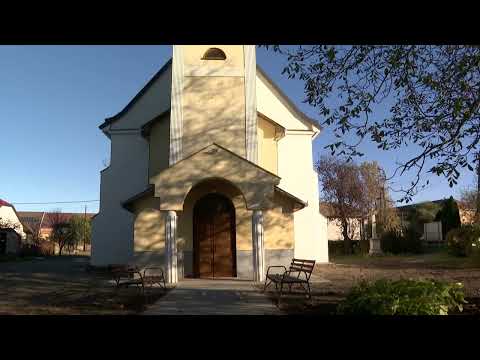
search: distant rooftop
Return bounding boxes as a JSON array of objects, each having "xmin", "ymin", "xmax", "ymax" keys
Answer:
[
  {"xmin": 0, "ymin": 199, "xmax": 13, "ymax": 207},
  {"xmin": 395, "ymin": 198, "xmax": 455, "ymax": 210}
]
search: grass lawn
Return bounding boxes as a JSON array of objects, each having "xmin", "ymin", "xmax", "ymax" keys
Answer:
[{"xmin": 331, "ymin": 249, "xmax": 480, "ymax": 269}]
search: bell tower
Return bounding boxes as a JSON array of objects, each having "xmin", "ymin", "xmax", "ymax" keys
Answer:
[{"xmin": 169, "ymin": 45, "xmax": 258, "ymax": 165}]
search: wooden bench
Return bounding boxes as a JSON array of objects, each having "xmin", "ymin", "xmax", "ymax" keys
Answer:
[
  {"xmin": 141, "ymin": 266, "xmax": 166, "ymax": 292},
  {"xmin": 111, "ymin": 265, "xmax": 145, "ymax": 293},
  {"xmin": 263, "ymin": 258, "xmax": 316, "ymax": 304},
  {"xmin": 110, "ymin": 265, "xmax": 166, "ymax": 296}
]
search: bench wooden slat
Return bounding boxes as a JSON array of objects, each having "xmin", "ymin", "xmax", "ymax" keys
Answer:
[
  {"xmin": 292, "ymin": 259, "xmax": 315, "ymax": 264},
  {"xmin": 266, "ymin": 274, "xmax": 308, "ymax": 283},
  {"xmin": 289, "ymin": 266, "xmax": 314, "ymax": 272}
]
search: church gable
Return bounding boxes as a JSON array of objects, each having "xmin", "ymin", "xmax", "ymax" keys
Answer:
[
  {"xmin": 101, "ymin": 60, "xmax": 172, "ymax": 132},
  {"xmin": 256, "ymin": 66, "xmax": 321, "ymax": 133},
  {"xmin": 150, "ymin": 143, "xmax": 280, "ymax": 211}
]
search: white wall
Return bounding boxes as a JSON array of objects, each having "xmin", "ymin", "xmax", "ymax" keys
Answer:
[
  {"xmin": 256, "ymin": 73, "xmax": 311, "ymax": 131},
  {"xmin": 424, "ymin": 221, "xmax": 443, "ymax": 243},
  {"xmin": 91, "ymin": 132, "xmax": 150, "ymax": 266},
  {"xmin": 0, "ymin": 206, "xmax": 26, "ymax": 240},
  {"xmin": 256, "ymin": 68, "xmax": 329, "ymax": 263},
  {"xmin": 92, "ymin": 61, "xmax": 173, "ymax": 266},
  {"xmin": 277, "ymin": 131, "xmax": 329, "ymax": 263}
]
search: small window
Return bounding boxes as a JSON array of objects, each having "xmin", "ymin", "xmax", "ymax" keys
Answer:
[{"xmin": 201, "ymin": 48, "xmax": 226, "ymax": 60}]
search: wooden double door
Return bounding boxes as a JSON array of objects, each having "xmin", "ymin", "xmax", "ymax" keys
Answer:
[{"xmin": 193, "ymin": 193, "xmax": 237, "ymax": 278}]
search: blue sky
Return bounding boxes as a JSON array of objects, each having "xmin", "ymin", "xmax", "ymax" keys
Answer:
[{"xmin": 0, "ymin": 45, "xmax": 474, "ymax": 214}]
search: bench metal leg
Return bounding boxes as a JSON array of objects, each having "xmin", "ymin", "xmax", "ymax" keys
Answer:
[
  {"xmin": 306, "ymin": 282, "xmax": 313, "ymax": 305},
  {"xmin": 263, "ymin": 278, "xmax": 272, "ymax": 292},
  {"xmin": 277, "ymin": 282, "xmax": 284, "ymax": 306}
]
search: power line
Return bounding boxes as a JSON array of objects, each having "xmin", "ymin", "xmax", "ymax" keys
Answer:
[{"xmin": 11, "ymin": 200, "xmax": 100, "ymax": 205}]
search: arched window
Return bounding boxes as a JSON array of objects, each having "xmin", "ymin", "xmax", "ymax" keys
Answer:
[{"xmin": 201, "ymin": 47, "xmax": 227, "ymax": 60}]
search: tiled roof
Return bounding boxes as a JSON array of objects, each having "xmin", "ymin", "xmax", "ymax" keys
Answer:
[
  {"xmin": 0, "ymin": 199, "xmax": 13, "ymax": 207},
  {"xmin": 318, "ymin": 201, "xmax": 363, "ymax": 219},
  {"xmin": 319, "ymin": 202, "xmax": 337, "ymax": 218},
  {"xmin": 17, "ymin": 211, "xmax": 96, "ymax": 230}
]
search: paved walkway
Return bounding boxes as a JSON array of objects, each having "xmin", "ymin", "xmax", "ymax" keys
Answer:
[{"xmin": 143, "ymin": 279, "xmax": 283, "ymax": 315}]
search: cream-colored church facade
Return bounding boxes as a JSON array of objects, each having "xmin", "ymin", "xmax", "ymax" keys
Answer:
[{"xmin": 91, "ymin": 45, "xmax": 328, "ymax": 283}]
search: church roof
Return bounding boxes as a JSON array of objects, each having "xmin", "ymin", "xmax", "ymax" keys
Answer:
[
  {"xmin": 0, "ymin": 199, "xmax": 33, "ymax": 235},
  {"xmin": 255, "ymin": 65, "xmax": 321, "ymax": 131},
  {"xmin": 98, "ymin": 57, "xmax": 321, "ymax": 132},
  {"xmin": 122, "ymin": 142, "xmax": 307, "ymax": 212},
  {"xmin": 99, "ymin": 58, "xmax": 172, "ymax": 130}
]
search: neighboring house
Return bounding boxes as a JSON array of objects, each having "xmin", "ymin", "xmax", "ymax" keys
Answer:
[
  {"xmin": 396, "ymin": 198, "xmax": 464, "ymax": 245},
  {"xmin": 0, "ymin": 229, "xmax": 21, "ymax": 255},
  {"xmin": 92, "ymin": 45, "xmax": 329, "ymax": 283},
  {"xmin": 457, "ymin": 201, "xmax": 476, "ymax": 225},
  {"xmin": 0, "ymin": 199, "xmax": 29, "ymax": 255},
  {"xmin": 396, "ymin": 199, "xmax": 447, "ymax": 229},
  {"xmin": 319, "ymin": 202, "xmax": 362, "ymax": 241},
  {"xmin": 17, "ymin": 211, "xmax": 96, "ymax": 240}
]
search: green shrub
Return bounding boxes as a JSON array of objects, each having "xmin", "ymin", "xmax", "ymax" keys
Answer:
[
  {"xmin": 406, "ymin": 202, "xmax": 442, "ymax": 236},
  {"xmin": 329, "ymin": 240, "xmax": 370, "ymax": 256},
  {"xmin": 337, "ymin": 279, "xmax": 466, "ymax": 315},
  {"xmin": 380, "ymin": 227, "xmax": 423, "ymax": 254},
  {"xmin": 358, "ymin": 239, "xmax": 370, "ymax": 254},
  {"xmin": 19, "ymin": 241, "xmax": 55, "ymax": 257},
  {"xmin": 380, "ymin": 229, "xmax": 402, "ymax": 254},
  {"xmin": 328, "ymin": 241, "xmax": 345, "ymax": 256},
  {"xmin": 435, "ymin": 196, "xmax": 462, "ymax": 238},
  {"xmin": 404, "ymin": 226, "xmax": 424, "ymax": 253},
  {"xmin": 446, "ymin": 224, "xmax": 480, "ymax": 257}
]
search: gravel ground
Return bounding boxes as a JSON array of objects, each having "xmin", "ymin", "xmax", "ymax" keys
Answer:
[
  {"xmin": 260, "ymin": 254, "xmax": 480, "ymax": 315},
  {"xmin": 2, "ymin": 253, "xmax": 480, "ymax": 315},
  {"xmin": 0, "ymin": 256, "xmax": 168, "ymax": 315}
]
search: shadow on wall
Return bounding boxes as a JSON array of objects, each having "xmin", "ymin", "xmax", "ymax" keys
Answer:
[
  {"xmin": 132, "ymin": 178, "xmax": 295, "ymax": 263},
  {"xmin": 146, "ymin": 64, "xmax": 283, "ymax": 212},
  {"xmin": 181, "ymin": 75, "xmax": 247, "ymax": 159},
  {"xmin": 151, "ymin": 144, "xmax": 279, "ymax": 213},
  {"xmin": 134, "ymin": 209, "xmax": 165, "ymax": 253},
  {"xmin": 149, "ymin": 65, "xmax": 249, "ymax": 183}
]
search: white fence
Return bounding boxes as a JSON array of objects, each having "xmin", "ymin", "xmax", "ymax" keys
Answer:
[{"xmin": 423, "ymin": 221, "xmax": 443, "ymax": 245}]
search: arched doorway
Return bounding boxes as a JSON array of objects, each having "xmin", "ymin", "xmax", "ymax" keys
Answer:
[{"xmin": 193, "ymin": 193, "xmax": 237, "ymax": 278}]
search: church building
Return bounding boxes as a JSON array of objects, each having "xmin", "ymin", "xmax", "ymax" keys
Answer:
[{"xmin": 91, "ymin": 45, "xmax": 329, "ymax": 283}]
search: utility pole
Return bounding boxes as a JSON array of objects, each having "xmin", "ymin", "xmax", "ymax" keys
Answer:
[
  {"xmin": 377, "ymin": 166, "xmax": 387, "ymax": 235},
  {"xmin": 476, "ymin": 152, "xmax": 480, "ymax": 222},
  {"xmin": 83, "ymin": 205, "xmax": 87, "ymax": 252}
]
